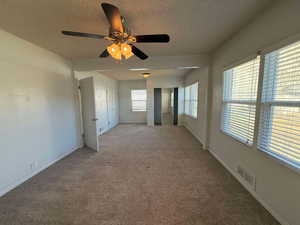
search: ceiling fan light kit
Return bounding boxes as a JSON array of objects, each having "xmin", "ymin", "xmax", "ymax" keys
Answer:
[
  {"xmin": 107, "ymin": 43, "xmax": 134, "ymax": 60},
  {"xmin": 61, "ymin": 2, "xmax": 170, "ymax": 61}
]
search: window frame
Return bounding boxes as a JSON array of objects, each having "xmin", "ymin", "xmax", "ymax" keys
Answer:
[
  {"xmin": 220, "ymin": 36, "xmax": 300, "ymax": 173},
  {"xmin": 221, "ymin": 56, "xmax": 260, "ymax": 146},
  {"xmin": 130, "ymin": 89, "xmax": 147, "ymax": 112},
  {"xmin": 184, "ymin": 82, "xmax": 199, "ymax": 119},
  {"xmin": 256, "ymin": 43, "xmax": 300, "ymax": 171}
]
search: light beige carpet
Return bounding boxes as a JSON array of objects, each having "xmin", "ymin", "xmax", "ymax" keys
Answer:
[
  {"xmin": 0, "ymin": 124, "xmax": 280, "ymax": 225},
  {"xmin": 162, "ymin": 112, "xmax": 173, "ymax": 125}
]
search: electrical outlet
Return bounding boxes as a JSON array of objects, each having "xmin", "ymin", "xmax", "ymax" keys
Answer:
[{"xmin": 30, "ymin": 161, "xmax": 37, "ymax": 172}]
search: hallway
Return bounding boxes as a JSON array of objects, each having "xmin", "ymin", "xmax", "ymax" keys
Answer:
[
  {"xmin": 162, "ymin": 112, "xmax": 173, "ymax": 125},
  {"xmin": 0, "ymin": 125, "xmax": 278, "ymax": 225}
]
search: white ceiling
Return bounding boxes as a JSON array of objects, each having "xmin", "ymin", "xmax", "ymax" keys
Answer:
[
  {"xmin": 75, "ymin": 68, "xmax": 190, "ymax": 80},
  {"xmin": 0, "ymin": 0, "xmax": 273, "ymax": 60},
  {"xmin": 100, "ymin": 68, "xmax": 190, "ymax": 80}
]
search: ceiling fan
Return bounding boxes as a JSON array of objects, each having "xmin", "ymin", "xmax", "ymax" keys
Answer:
[{"xmin": 62, "ymin": 2, "xmax": 170, "ymax": 60}]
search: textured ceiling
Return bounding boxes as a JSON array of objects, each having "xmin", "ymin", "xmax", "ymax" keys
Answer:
[
  {"xmin": 100, "ymin": 68, "xmax": 190, "ymax": 80},
  {"xmin": 0, "ymin": 0, "xmax": 273, "ymax": 60},
  {"xmin": 75, "ymin": 68, "xmax": 190, "ymax": 80}
]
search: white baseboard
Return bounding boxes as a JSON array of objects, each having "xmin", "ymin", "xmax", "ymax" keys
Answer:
[
  {"xmin": 0, "ymin": 146, "xmax": 81, "ymax": 197},
  {"xmin": 120, "ymin": 121, "xmax": 147, "ymax": 124},
  {"xmin": 183, "ymin": 124, "xmax": 203, "ymax": 145},
  {"xmin": 98, "ymin": 123, "xmax": 119, "ymax": 135},
  {"xmin": 209, "ymin": 149, "xmax": 289, "ymax": 225}
]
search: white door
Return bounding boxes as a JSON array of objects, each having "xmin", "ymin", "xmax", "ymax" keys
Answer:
[
  {"xmin": 94, "ymin": 86, "xmax": 109, "ymax": 134},
  {"xmin": 80, "ymin": 77, "xmax": 99, "ymax": 151}
]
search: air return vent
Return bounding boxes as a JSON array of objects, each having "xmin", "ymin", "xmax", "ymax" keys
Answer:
[{"xmin": 237, "ymin": 165, "xmax": 256, "ymax": 190}]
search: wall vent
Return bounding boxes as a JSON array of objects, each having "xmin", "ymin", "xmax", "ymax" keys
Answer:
[{"xmin": 236, "ymin": 165, "xmax": 256, "ymax": 190}]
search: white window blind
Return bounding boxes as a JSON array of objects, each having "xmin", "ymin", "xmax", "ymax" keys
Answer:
[
  {"xmin": 184, "ymin": 86, "xmax": 190, "ymax": 115},
  {"xmin": 184, "ymin": 82, "xmax": 198, "ymax": 118},
  {"xmin": 258, "ymin": 41, "xmax": 300, "ymax": 168},
  {"xmin": 222, "ymin": 57, "xmax": 260, "ymax": 144},
  {"xmin": 131, "ymin": 89, "xmax": 147, "ymax": 112}
]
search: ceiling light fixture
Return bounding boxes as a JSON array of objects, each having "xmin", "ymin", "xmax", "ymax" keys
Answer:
[
  {"xmin": 142, "ymin": 73, "xmax": 151, "ymax": 78},
  {"xmin": 129, "ymin": 68, "xmax": 150, "ymax": 71},
  {"xmin": 177, "ymin": 66, "xmax": 200, "ymax": 70},
  {"xmin": 107, "ymin": 43, "xmax": 134, "ymax": 60}
]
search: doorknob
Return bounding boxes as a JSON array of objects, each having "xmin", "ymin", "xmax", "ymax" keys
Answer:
[{"xmin": 92, "ymin": 118, "xmax": 98, "ymax": 121}]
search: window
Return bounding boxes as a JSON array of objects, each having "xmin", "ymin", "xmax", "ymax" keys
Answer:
[
  {"xmin": 131, "ymin": 89, "xmax": 147, "ymax": 112},
  {"xmin": 222, "ymin": 57, "xmax": 260, "ymax": 145},
  {"xmin": 184, "ymin": 82, "xmax": 198, "ymax": 118},
  {"xmin": 258, "ymin": 41, "xmax": 300, "ymax": 168}
]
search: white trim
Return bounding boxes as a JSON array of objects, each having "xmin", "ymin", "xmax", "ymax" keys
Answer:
[
  {"xmin": 220, "ymin": 129, "xmax": 253, "ymax": 147},
  {"xmin": 0, "ymin": 146, "xmax": 82, "ymax": 197},
  {"xmin": 253, "ymin": 55, "xmax": 266, "ymax": 149},
  {"xmin": 184, "ymin": 114, "xmax": 198, "ymax": 120},
  {"xmin": 223, "ymin": 100, "xmax": 256, "ymax": 105},
  {"xmin": 258, "ymin": 147, "xmax": 300, "ymax": 176},
  {"xmin": 208, "ymin": 148, "xmax": 290, "ymax": 225},
  {"xmin": 183, "ymin": 123, "xmax": 204, "ymax": 146},
  {"xmin": 119, "ymin": 121, "xmax": 147, "ymax": 124},
  {"xmin": 99, "ymin": 122, "xmax": 119, "ymax": 135}
]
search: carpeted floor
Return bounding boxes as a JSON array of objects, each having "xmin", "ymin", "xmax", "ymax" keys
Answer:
[
  {"xmin": 0, "ymin": 124, "xmax": 280, "ymax": 225},
  {"xmin": 162, "ymin": 113, "xmax": 173, "ymax": 125}
]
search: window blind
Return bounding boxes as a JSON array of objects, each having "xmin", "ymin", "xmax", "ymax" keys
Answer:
[
  {"xmin": 184, "ymin": 86, "xmax": 190, "ymax": 115},
  {"xmin": 258, "ymin": 41, "xmax": 300, "ymax": 168},
  {"xmin": 190, "ymin": 83, "xmax": 198, "ymax": 117},
  {"xmin": 184, "ymin": 82, "xmax": 198, "ymax": 118},
  {"xmin": 222, "ymin": 57, "xmax": 260, "ymax": 144},
  {"xmin": 131, "ymin": 89, "xmax": 147, "ymax": 111}
]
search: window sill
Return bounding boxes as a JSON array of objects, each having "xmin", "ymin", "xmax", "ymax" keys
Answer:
[
  {"xmin": 258, "ymin": 148, "xmax": 300, "ymax": 175},
  {"xmin": 184, "ymin": 114, "xmax": 198, "ymax": 120},
  {"xmin": 220, "ymin": 129, "xmax": 253, "ymax": 148},
  {"xmin": 220, "ymin": 129, "xmax": 300, "ymax": 175}
]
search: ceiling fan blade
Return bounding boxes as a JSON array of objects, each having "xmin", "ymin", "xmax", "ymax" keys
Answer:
[
  {"xmin": 62, "ymin": 31, "xmax": 105, "ymax": 39},
  {"xmin": 99, "ymin": 49, "xmax": 109, "ymax": 58},
  {"xmin": 134, "ymin": 34, "xmax": 170, "ymax": 43},
  {"xmin": 131, "ymin": 45, "xmax": 148, "ymax": 60},
  {"xmin": 101, "ymin": 3, "xmax": 124, "ymax": 33}
]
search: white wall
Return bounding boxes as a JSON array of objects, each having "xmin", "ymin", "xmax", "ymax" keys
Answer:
[
  {"xmin": 0, "ymin": 29, "xmax": 80, "ymax": 196},
  {"xmin": 208, "ymin": 1, "xmax": 300, "ymax": 225},
  {"xmin": 146, "ymin": 76, "xmax": 184, "ymax": 126},
  {"xmin": 183, "ymin": 68, "xmax": 209, "ymax": 146},
  {"xmin": 119, "ymin": 80, "xmax": 147, "ymax": 123}
]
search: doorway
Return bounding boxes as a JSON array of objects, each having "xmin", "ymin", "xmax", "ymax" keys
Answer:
[
  {"xmin": 154, "ymin": 87, "xmax": 178, "ymax": 126},
  {"xmin": 154, "ymin": 88, "xmax": 162, "ymax": 125}
]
